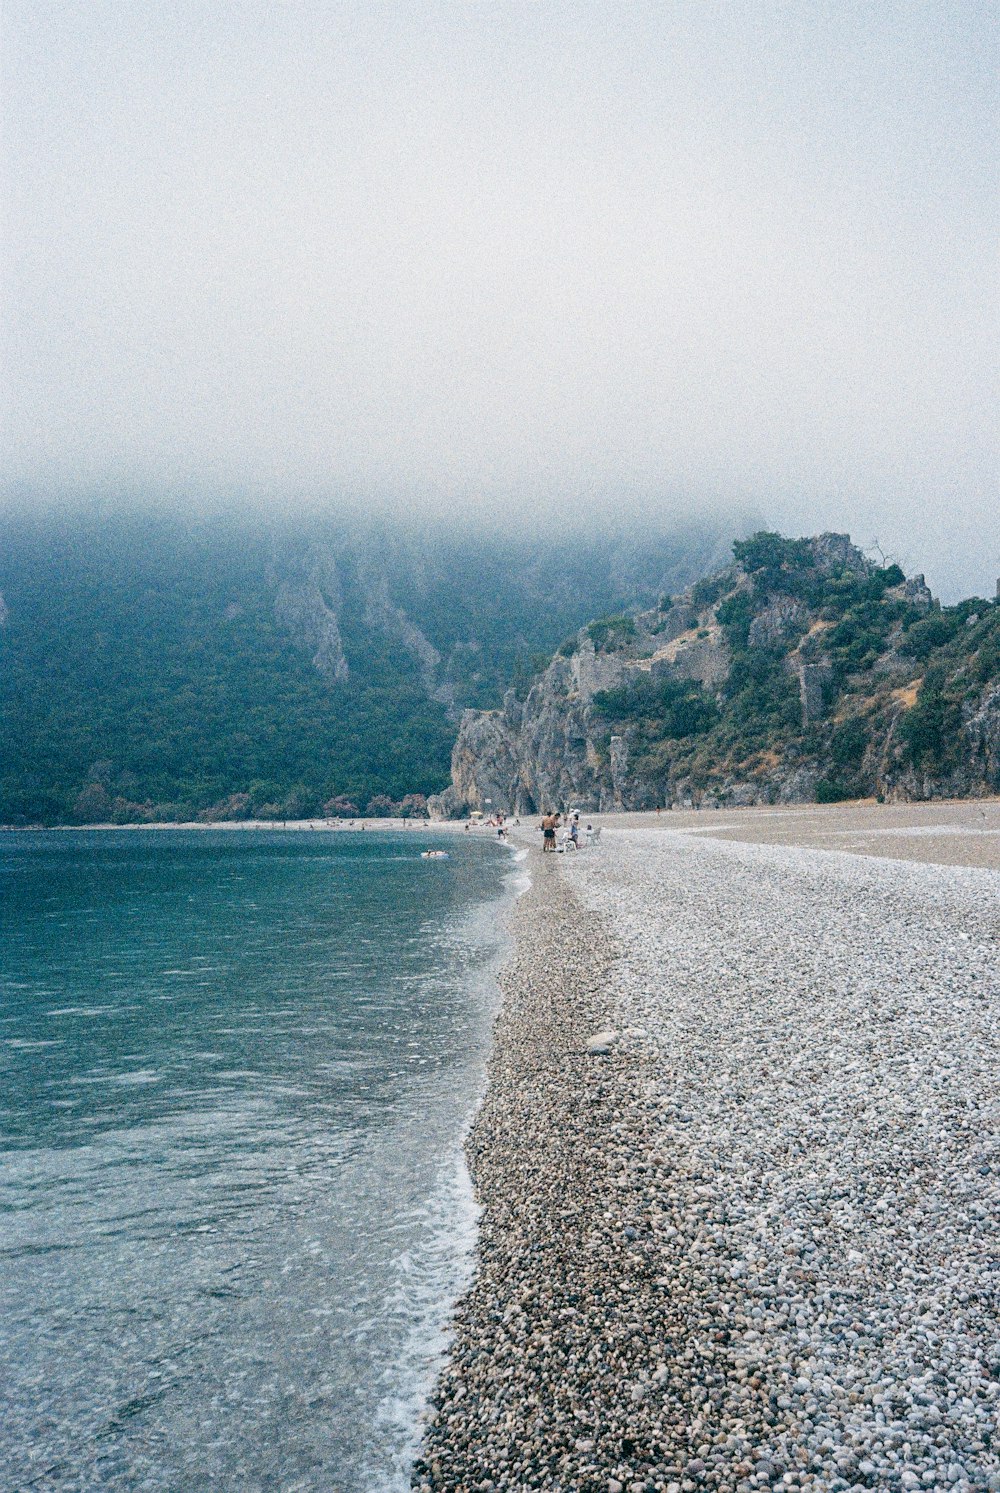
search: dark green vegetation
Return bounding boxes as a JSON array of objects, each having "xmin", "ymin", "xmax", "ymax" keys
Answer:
[
  {"xmin": 0, "ymin": 511, "xmax": 729, "ymax": 824},
  {"xmin": 591, "ymin": 532, "xmax": 1000, "ymax": 804},
  {"xmin": 586, "ymin": 615, "xmax": 637, "ymax": 653},
  {"xmin": 593, "ymin": 675, "xmax": 719, "ymax": 740}
]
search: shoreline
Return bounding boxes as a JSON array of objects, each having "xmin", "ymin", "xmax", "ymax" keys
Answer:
[
  {"xmin": 4, "ymin": 797, "xmax": 998, "ymax": 869},
  {"xmin": 414, "ymin": 850, "xmax": 674, "ymax": 1491},
  {"xmin": 413, "ymin": 817, "xmax": 999, "ymax": 1492},
  {"xmin": 0, "ymin": 817, "xmax": 470, "ymax": 835}
]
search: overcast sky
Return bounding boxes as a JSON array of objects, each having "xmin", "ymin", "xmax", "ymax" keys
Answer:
[{"xmin": 4, "ymin": 1, "xmax": 997, "ymax": 597}]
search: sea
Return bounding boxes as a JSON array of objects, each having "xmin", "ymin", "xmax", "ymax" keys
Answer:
[{"xmin": 0, "ymin": 827, "xmax": 524, "ymax": 1492}]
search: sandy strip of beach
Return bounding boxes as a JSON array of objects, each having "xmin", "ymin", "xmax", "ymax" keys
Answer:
[
  {"xmin": 414, "ymin": 810, "xmax": 999, "ymax": 1493},
  {"xmin": 33, "ymin": 816, "xmax": 461, "ymax": 834},
  {"xmin": 587, "ymin": 798, "xmax": 1000, "ymax": 873}
]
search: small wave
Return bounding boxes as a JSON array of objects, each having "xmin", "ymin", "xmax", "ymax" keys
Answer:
[
  {"xmin": 46, "ymin": 1006, "xmax": 115, "ymax": 1018},
  {"xmin": 66, "ymin": 1070, "xmax": 162, "ymax": 1087},
  {"xmin": 507, "ymin": 847, "xmax": 531, "ymax": 898},
  {"xmin": 366, "ymin": 1145, "xmax": 480, "ymax": 1492}
]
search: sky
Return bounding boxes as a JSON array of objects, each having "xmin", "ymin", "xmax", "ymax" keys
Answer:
[{"xmin": 3, "ymin": 1, "xmax": 997, "ymax": 598}]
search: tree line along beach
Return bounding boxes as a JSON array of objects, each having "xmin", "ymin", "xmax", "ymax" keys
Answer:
[{"xmin": 413, "ymin": 800, "xmax": 1000, "ymax": 1493}]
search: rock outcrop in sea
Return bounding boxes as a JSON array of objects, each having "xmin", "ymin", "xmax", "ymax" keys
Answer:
[{"xmin": 430, "ymin": 534, "xmax": 1000, "ymax": 815}]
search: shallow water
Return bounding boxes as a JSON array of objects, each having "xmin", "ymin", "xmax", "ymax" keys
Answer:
[{"xmin": 0, "ymin": 828, "xmax": 516, "ymax": 1491}]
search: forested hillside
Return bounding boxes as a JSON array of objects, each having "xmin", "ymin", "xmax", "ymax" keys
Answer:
[
  {"xmin": 595, "ymin": 533, "xmax": 1000, "ymax": 804},
  {"xmin": 439, "ymin": 532, "xmax": 1000, "ymax": 814},
  {"xmin": 0, "ymin": 511, "xmax": 730, "ymax": 824}
]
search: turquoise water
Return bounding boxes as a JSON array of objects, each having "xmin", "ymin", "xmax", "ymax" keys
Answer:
[{"xmin": 0, "ymin": 829, "xmax": 516, "ymax": 1492}]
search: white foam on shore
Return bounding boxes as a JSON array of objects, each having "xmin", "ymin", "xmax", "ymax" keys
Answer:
[
  {"xmin": 364, "ymin": 840, "xmax": 529, "ymax": 1490},
  {"xmin": 507, "ymin": 844, "xmax": 532, "ymax": 898},
  {"xmin": 367, "ymin": 1145, "xmax": 481, "ymax": 1492}
]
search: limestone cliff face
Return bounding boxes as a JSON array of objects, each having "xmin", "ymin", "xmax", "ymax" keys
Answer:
[
  {"xmin": 270, "ymin": 542, "xmax": 456, "ymax": 708},
  {"xmin": 879, "ymin": 683, "xmax": 1000, "ymax": 803},
  {"xmin": 438, "ymin": 640, "xmax": 632, "ymax": 815},
  {"xmin": 968, "ymin": 683, "xmax": 1000, "ymax": 779},
  {"xmin": 272, "ymin": 546, "xmax": 350, "ymax": 681},
  {"xmin": 433, "ymin": 622, "xmax": 712, "ymax": 815},
  {"xmin": 356, "ymin": 558, "xmax": 454, "ymax": 711},
  {"xmin": 431, "ymin": 534, "xmax": 1000, "ymax": 816}
]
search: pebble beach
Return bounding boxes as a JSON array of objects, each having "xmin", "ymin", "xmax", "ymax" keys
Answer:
[{"xmin": 413, "ymin": 810, "xmax": 999, "ymax": 1493}]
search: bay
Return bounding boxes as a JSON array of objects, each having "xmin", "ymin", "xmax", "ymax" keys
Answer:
[{"xmin": 0, "ymin": 827, "xmax": 518, "ymax": 1492}]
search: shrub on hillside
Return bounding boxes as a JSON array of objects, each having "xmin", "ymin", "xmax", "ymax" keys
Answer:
[
  {"xmin": 830, "ymin": 718, "xmax": 870, "ymax": 770},
  {"xmin": 365, "ymin": 794, "xmax": 397, "ymax": 817},
  {"xmin": 397, "ymin": 793, "xmax": 429, "ymax": 817},
  {"xmin": 324, "ymin": 795, "xmax": 360, "ymax": 817},
  {"xmin": 593, "ymin": 676, "xmax": 719, "ymax": 738},
  {"xmin": 900, "ymin": 612, "xmax": 959, "ymax": 660},
  {"xmin": 898, "ymin": 680, "xmax": 963, "ymax": 770},
  {"xmin": 715, "ymin": 589, "xmax": 756, "ymax": 648},
  {"xmin": 587, "ymin": 615, "xmax": 637, "ymax": 652},
  {"xmin": 815, "ymin": 777, "xmax": 855, "ymax": 804},
  {"xmin": 690, "ymin": 575, "xmax": 726, "ymax": 609}
]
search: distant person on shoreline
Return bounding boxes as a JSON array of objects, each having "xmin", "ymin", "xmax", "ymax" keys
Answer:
[{"xmin": 541, "ymin": 811, "xmax": 558, "ymax": 851}]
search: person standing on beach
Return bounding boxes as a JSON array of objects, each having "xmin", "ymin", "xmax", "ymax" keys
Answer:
[{"xmin": 541, "ymin": 811, "xmax": 558, "ymax": 852}]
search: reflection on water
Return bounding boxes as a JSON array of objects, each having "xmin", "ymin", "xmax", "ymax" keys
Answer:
[{"xmin": 0, "ymin": 830, "xmax": 511, "ymax": 1492}]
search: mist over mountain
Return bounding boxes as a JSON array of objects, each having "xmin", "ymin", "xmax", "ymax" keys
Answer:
[
  {"xmin": 5, "ymin": 3, "xmax": 997, "ymax": 602},
  {"xmin": 0, "ymin": 510, "xmax": 735, "ymax": 825}
]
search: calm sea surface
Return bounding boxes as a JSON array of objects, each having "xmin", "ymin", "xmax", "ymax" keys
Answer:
[{"xmin": 0, "ymin": 828, "xmax": 519, "ymax": 1492}]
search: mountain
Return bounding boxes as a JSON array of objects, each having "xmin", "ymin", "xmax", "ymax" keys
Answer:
[
  {"xmin": 433, "ymin": 532, "xmax": 1000, "ymax": 814},
  {"xmin": 0, "ymin": 511, "xmax": 734, "ymax": 825}
]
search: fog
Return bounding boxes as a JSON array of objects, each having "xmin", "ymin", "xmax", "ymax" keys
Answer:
[{"xmin": 3, "ymin": 2, "xmax": 997, "ymax": 599}]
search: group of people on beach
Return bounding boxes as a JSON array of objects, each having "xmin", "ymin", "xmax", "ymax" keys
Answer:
[
  {"xmin": 465, "ymin": 811, "xmax": 518, "ymax": 841},
  {"xmin": 540, "ymin": 810, "xmax": 593, "ymax": 851},
  {"xmin": 463, "ymin": 807, "xmax": 595, "ymax": 851}
]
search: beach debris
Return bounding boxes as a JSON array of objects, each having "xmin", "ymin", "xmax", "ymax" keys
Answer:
[{"xmin": 584, "ymin": 1028, "xmax": 618, "ymax": 1054}]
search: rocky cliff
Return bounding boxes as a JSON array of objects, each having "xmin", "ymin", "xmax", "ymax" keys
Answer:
[
  {"xmin": 272, "ymin": 545, "xmax": 350, "ymax": 681},
  {"xmin": 431, "ymin": 534, "xmax": 1000, "ymax": 815},
  {"xmin": 441, "ymin": 641, "xmax": 630, "ymax": 816}
]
